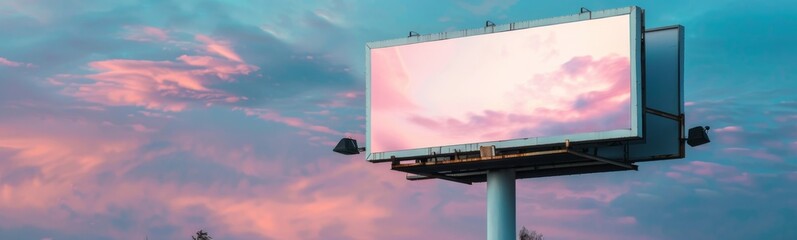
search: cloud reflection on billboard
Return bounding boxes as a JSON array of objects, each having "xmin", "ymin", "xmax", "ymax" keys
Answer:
[{"xmin": 370, "ymin": 15, "xmax": 632, "ymax": 153}]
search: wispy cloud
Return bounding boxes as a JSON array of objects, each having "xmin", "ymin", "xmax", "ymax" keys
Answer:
[
  {"xmin": 0, "ymin": 57, "xmax": 33, "ymax": 68},
  {"xmin": 714, "ymin": 126, "xmax": 743, "ymax": 133},
  {"xmin": 196, "ymin": 35, "xmax": 244, "ymax": 62},
  {"xmin": 60, "ymin": 34, "xmax": 257, "ymax": 112},
  {"xmin": 671, "ymin": 161, "xmax": 753, "ymax": 186},
  {"xmin": 122, "ymin": 25, "xmax": 170, "ymax": 42},
  {"xmin": 236, "ymin": 107, "xmax": 341, "ymax": 135}
]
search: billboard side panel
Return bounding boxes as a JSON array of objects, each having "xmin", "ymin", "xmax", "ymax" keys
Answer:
[
  {"xmin": 365, "ymin": 44, "xmax": 373, "ymax": 160},
  {"xmin": 631, "ymin": 7, "xmax": 644, "ymax": 140},
  {"xmin": 679, "ymin": 25, "xmax": 685, "ymax": 117},
  {"xmin": 595, "ymin": 26, "xmax": 685, "ymax": 162},
  {"xmin": 645, "ymin": 26, "xmax": 684, "ymax": 115},
  {"xmin": 636, "ymin": 25, "xmax": 685, "ymax": 161}
]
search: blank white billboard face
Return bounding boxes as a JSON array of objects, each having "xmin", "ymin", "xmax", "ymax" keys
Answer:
[{"xmin": 368, "ymin": 9, "xmax": 642, "ymax": 160}]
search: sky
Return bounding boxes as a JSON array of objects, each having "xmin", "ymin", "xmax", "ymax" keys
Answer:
[
  {"xmin": 0, "ymin": 0, "xmax": 796, "ymax": 240},
  {"xmin": 370, "ymin": 15, "xmax": 631, "ymax": 153}
]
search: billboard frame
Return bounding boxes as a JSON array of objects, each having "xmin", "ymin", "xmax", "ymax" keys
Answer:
[
  {"xmin": 365, "ymin": 6, "xmax": 645, "ymax": 162},
  {"xmin": 393, "ymin": 24, "xmax": 686, "ymax": 184}
]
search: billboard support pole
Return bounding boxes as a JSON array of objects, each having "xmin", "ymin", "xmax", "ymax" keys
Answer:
[
  {"xmin": 483, "ymin": 146, "xmax": 516, "ymax": 240},
  {"xmin": 487, "ymin": 169, "xmax": 516, "ymax": 240}
]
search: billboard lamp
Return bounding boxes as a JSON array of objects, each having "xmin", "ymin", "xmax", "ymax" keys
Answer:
[
  {"xmin": 333, "ymin": 137, "xmax": 365, "ymax": 155},
  {"xmin": 686, "ymin": 126, "xmax": 711, "ymax": 147}
]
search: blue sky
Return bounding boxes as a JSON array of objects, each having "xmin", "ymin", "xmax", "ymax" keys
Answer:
[{"xmin": 0, "ymin": 0, "xmax": 796, "ymax": 239}]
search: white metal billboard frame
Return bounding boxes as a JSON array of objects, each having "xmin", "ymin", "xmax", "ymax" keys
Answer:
[{"xmin": 365, "ymin": 6, "xmax": 645, "ymax": 162}]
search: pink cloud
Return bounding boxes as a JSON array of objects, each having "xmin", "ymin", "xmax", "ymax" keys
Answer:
[
  {"xmin": 665, "ymin": 171, "xmax": 706, "ymax": 184},
  {"xmin": 138, "ymin": 110, "xmax": 174, "ymax": 119},
  {"xmin": 787, "ymin": 172, "xmax": 797, "ymax": 181},
  {"xmin": 317, "ymin": 99, "xmax": 348, "ymax": 108},
  {"xmin": 67, "ymin": 105, "xmax": 106, "ymax": 111},
  {"xmin": 0, "ymin": 109, "xmax": 650, "ymax": 240},
  {"xmin": 169, "ymin": 192, "xmax": 391, "ymax": 239},
  {"xmin": 774, "ymin": 114, "xmax": 797, "ymax": 122},
  {"xmin": 441, "ymin": 199, "xmax": 485, "ymax": 217},
  {"xmin": 60, "ymin": 36, "xmax": 258, "ymax": 111},
  {"xmin": 304, "ymin": 109, "xmax": 331, "ymax": 115},
  {"xmin": 723, "ymin": 172, "xmax": 752, "ymax": 185},
  {"xmin": 307, "ymin": 136, "xmax": 338, "ymax": 146},
  {"xmin": 122, "ymin": 26, "xmax": 169, "ymax": 42},
  {"xmin": 307, "ymin": 91, "xmax": 364, "ymax": 110},
  {"xmin": 665, "ymin": 171, "xmax": 682, "ymax": 178},
  {"xmin": 0, "ymin": 114, "xmax": 392, "ymax": 239},
  {"xmin": 673, "ymin": 161, "xmax": 731, "ymax": 176},
  {"xmin": 512, "ymin": 179, "xmax": 647, "ymax": 240},
  {"xmin": 338, "ymin": 91, "xmax": 362, "ymax": 99},
  {"xmin": 0, "ymin": 116, "xmax": 155, "ymax": 239},
  {"xmin": 722, "ymin": 147, "xmax": 782, "ymax": 162},
  {"xmin": 747, "ymin": 151, "xmax": 782, "ymax": 162},
  {"xmin": 0, "ymin": 56, "xmax": 34, "ymax": 67},
  {"xmin": 714, "ymin": 126, "xmax": 743, "ymax": 133},
  {"xmin": 237, "ymin": 107, "xmax": 342, "ymax": 135},
  {"xmin": 617, "ymin": 216, "xmax": 637, "ymax": 225},
  {"xmin": 0, "ymin": 120, "xmax": 144, "ymax": 181},
  {"xmin": 171, "ymin": 159, "xmax": 472, "ymax": 240},
  {"xmin": 196, "ymin": 35, "xmax": 244, "ymax": 62},
  {"xmin": 671, "ymin": 161, "xmax": 753, "ymax": 186},
  {"xmin": 166, "ymin": 134, "xmax": 288, "ymax": 179},
  {"xmin": 131, "ymin": 123, "xmax": 156, "ymax": 132}
]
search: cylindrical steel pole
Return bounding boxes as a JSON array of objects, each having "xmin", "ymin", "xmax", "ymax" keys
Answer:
[{"xmin": 487, "ymin": 169, "xmax": 516, "ymax": 240}]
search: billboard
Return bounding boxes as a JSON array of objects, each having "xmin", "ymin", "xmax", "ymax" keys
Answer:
[
  {"xmin": 366, "ymin": 7, "xmax": 644, "ymax": 162},
  {"xmin": 402, "ymin": 25, "xmax": 685, "ymax": 183}
]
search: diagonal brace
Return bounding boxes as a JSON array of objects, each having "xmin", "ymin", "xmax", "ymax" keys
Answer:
[
  {"xmin": 398, "ymin": 171, "xmax": 472, "ymax": 185},
  {"xmin": 567, "ymin": 150, "xmax": 638, "ymax": 170}
]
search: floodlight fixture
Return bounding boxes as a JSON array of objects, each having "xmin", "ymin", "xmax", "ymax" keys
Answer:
[
  {"xmin": 333, "ymin": 137, "xmax": 365, "ymax": 155},
  {"xmin": 686, "ymin": 126, "xmax": 711, "ymax": 147}
]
